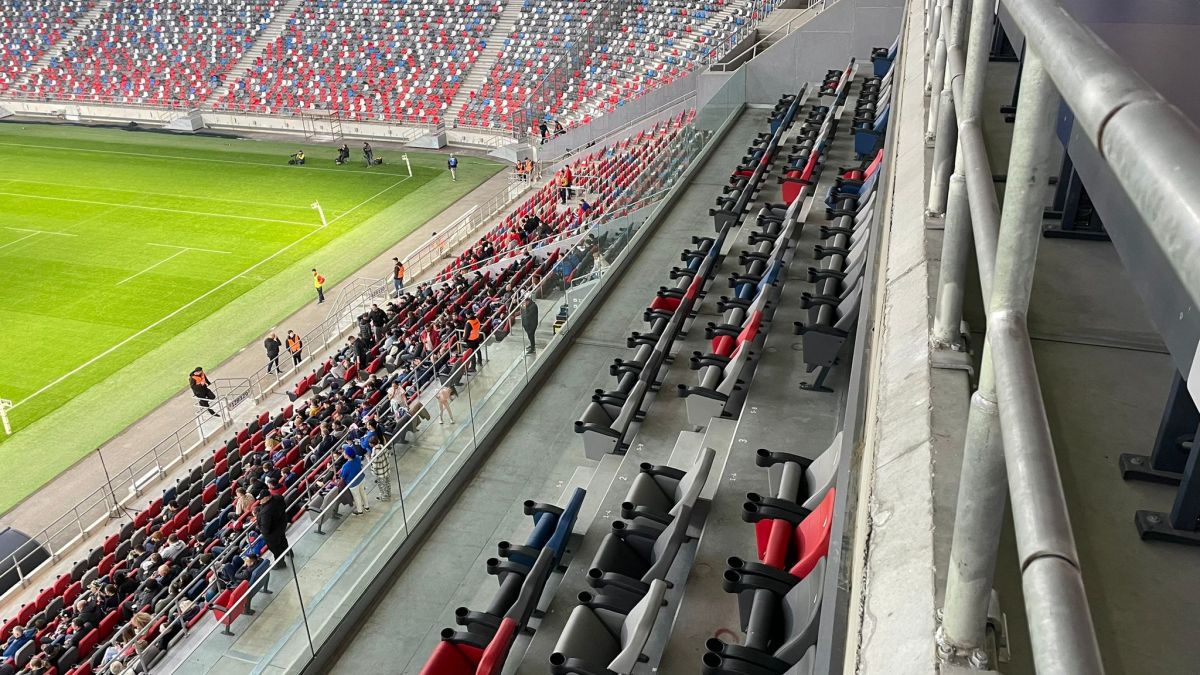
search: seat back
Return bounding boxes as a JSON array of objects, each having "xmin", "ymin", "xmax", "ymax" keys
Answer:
[
  {"xmin": 774, "ymin": 559, "xmax": 827, "ymax": 664},
  {"xmin": 671, "ymin": 447, "xmax": 717, "ymax": 510},
  {"xmin": 800, "ymin": 432, "xmax": 843, "ymax": 511},
  {"xmin": 790, "ymin": 489, "xmax": 836, "ymax": 579},
  {"xmin": 608, "ymin": 578, "xmax": 669, "ymax": 673},
  {"xmin": 643, "ymin": 503, "xmax": 693, "ymax": 582}
]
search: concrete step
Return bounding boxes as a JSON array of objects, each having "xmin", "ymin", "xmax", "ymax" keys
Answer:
[
  {"xmin": 207, "ymin": 0, "xmax": 306, "ymax": 104},
  {"xmin": 12, "ymin": 0, "xmax": 110, "ymax": 89},
  {"xmin": 447, "ymin": 0, "xmax": 526, "ymax": 120}
]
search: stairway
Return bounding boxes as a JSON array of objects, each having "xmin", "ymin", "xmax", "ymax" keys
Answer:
[
  {"xmin": 446, "ymin": 0, "xmax": 526, "ymax": 124},
  {"xmin": 12, "ymin": 0, "xmax": 110, "ymax": 91},
  {"xmin": 206, "ymin": 0, "xmax": 307, "ymax": 106}
]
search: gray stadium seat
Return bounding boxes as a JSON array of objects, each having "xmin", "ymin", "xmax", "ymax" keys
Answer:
[{"xmin": 548, "ymin": 578, "xmax": 668, "ymax": 675}]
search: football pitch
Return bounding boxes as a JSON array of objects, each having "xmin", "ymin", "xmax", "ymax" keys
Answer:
[{"xmin": 0, "ymin": 122, "xmax": 502, "ymax": 512}]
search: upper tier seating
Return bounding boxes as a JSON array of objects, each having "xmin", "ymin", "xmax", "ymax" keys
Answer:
[
  {"xmin": 216, "ymin": 0, "xmax": 504, "ymax": 123},
  {"xmin": 0, "ymin": 1, "xmax": 93, "ymax": 94},
  {"xmin": 21, "ymin": 0, "xmax": 281, "ymax": 105},
  {"xmin": 456, "ymin": 0, "xmax": 760, "ymax": 131}
]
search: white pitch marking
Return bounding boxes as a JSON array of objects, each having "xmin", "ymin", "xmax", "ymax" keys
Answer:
[
  {"xmin": 115, "ymin": 249, "xmax": 189, "ymax": 286},
  {"xmin": 0, "ymin": 232, "xmax": 39, "ymax": 252},
  {"xmin": 12, "ymin": 219, "xmax": 331, "ymax": 410},
  {"xmin": 5, "ymin": 226, "xmax": 78, "ymax": 237},
  {"xmin": 0, "ymin": 141, "xmax": 409, "ymax": 176},
  {"xmin": 146, "ymin": 243, "xmax": 233, "ymax": 255},
  {"xmin": 327, "ymin": 175, "xmax": 414, "ymax": 225},
  {"xmin": 5, "ymin": 178, "xmax": 314, "ymax": 211},
  {"xmin": 0, "ymin": 192, "xmax": 320, "ymax": 228}
]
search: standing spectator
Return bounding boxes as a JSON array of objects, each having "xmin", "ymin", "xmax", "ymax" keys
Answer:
[
  {"xmin": 447, "ymin": 153, "xmax": 459, "ymax": 181},
  {"xmin": 464, "ymin": 316, "xmax": 483, "ymax": 369},
  {"xmin": 391, "ymin": 257, "xmax": 405, "ymax": 297},
  {"xmin": 286, "ymin": 330, "xmax": 304, "ymax": 365},
  {"xmin": 189, "ymin": 367, "xmax": 219, "ymax": 418},
  {"xmin": 538, "ymin": 120, "xmax": 549, "ymax": 144},
  {"xmin": 362, "ymin": 142, "xmax": 375, "ymax": 166},
  {"xmin": 312, "ymin": 268, "xmax": 326, "ymax": 304},
  {"xmin": 520, "ymin": 297, "xmax": 539, "ymax": 355},
  {"xmin": 253, "ymin": 486, "xmax": 290, "ymax": 569},
  {"xmin": 558, "ymin": 172, "xmax": 570, "ymax": 204},
  {"xmin": 434, "ymin": 385, "xmax": 456, "ymax": 425},
  {"xmin": 339, "ymin": 447, "xmax": 369, "ymax": 515},
  {"xmin": 264, "ymin": 332, "xmax": 282, "ymax": 374},
  {"xmin": 369, "ymin": 439, "xmax": 392, "ymax": 502}
]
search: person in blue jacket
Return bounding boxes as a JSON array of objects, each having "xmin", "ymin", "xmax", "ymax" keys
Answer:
[
  {"xmin": 339, "ymin": 446, "xmax": 369, "ymax": 515},
  {"xmin": 2, "ymin": 624, "xmax": 35, "ymax": 658}
]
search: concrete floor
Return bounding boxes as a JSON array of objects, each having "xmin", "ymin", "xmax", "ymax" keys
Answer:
[
  {"xmin": 324, "ymin": 93, "xmax": 859, "ymax": 674},
  {"xmin": 926, "ymin": 60, "xmax": 1200, "ymax": 675},
  {"xmin": 322, "ymin": 112, "xmax": 791, "ymax": 675}
]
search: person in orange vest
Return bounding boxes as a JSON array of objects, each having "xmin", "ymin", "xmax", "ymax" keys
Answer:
[
  {"xmin": 312, "ymin": 268, "xmax": 326, "ymax": 304},
  {"xmin": 286, "ymin": 330, "xmax": 304, "ymax": 366},
  {"xmin": 189, "ymin": 367, "xmax": 219, "ymax": 418},
  {"xmin": 463, "ymin": 316, "xmax": 483, "ymax": 370},
  {"xmin": 391, "ymin": 257, "xmax": 405, "ymax": 298}
]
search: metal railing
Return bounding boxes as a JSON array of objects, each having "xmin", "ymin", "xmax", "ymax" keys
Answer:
[
  {"xmin": 76, "ymin": 148, "xmax": 699, "ymax": 671},
  {"xmin": 0, "ymin": 176, "xmax": 531, "ymax": 608},
  {"xmin": 707, "ymin": 0, "xmax": 826, "ymax": 72},
  {"xmin": 0, "ymin": 403, "xmax": 236, "ymax": 602},
  {"xmin": 920, "ymin": 0, "xmax": 1200, "ymax": 669}
]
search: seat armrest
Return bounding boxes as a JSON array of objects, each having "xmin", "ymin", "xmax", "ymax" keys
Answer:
[
  {"xmin": 638, "ymin": 463, "xmax": 686, "ymax": 481},
  {"xmin": 586, "ymin": 568, "xmax": 650, "ymax": 598},
  {"xmin": 524, "ymin": 500, "xmax": 564, "ymax": 519}
]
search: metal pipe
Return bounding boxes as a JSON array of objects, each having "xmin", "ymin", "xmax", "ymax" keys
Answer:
[
  {"xmin": 929, "ymin": 0, "xmax": 976, "ymax": 346},
  {"xmin": 925, "ymin": 0, "xmax": 944, "ymax": 89},
  {"xmin": 939, "ymin": 347, "xmax": 1005, "ymax": 654},
  {"xmin": 927, "ymin": 0, "xmax": 967, "ymax": 212},
  {"xmin": 927, "ymin": 90, "xmax": 957, "ymax": 214},
  {"xmin": 1000, "ymin": 0, "xmax": 1200, "ymax": 306},
  {"xmin": 987, "ymin": 51, "xmax": 1105, "ymax": 672},
  {"xmin": 932, "ymin": 171, "xmax": 970, "ymax": 346},
  {"xmin": 926, "ymin": 4, "xmax": 950, "ymax": 136}
]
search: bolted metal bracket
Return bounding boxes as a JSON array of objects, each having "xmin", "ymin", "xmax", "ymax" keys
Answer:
[
  {"xmin": 1119, "ymin": 453, "xmax": 1183, "ymax": 486},
  {"xmin": 1134, "ymin": 510, "xmax": 1200, "ymax": 546},
  {"xmin": 935, "ymin": 591, "xmax": 1009, "ymax": 671}
]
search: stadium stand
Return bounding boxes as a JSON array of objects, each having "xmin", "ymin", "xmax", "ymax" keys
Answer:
[
  {"xmin": 0, "ymin": 0, "xmax": 94, "ymax": 94},
  {"xmin": 0, "ymin": 112, "xmax": 703, "ymax": 674},
  {"xmin": 442, "ymin": 109, "xmax": 699, "ymax": 278},
  {"xmin": 215, "ymin": 0, "xmax": 505, "ymax": 123},
  {"xmin": 19, "ymin": 0, "xmax": 283, "ymax": 105},
  {"xmin": 455, "ymin": 0, "xmax": 764, "ymax": 131}
]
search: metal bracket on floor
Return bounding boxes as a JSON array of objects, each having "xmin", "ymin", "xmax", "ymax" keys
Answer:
[
  {"xmin": 935, "ymin": 591, "xmax": 1009, "ymax": 672},
  {"xmin": 1134, "ymin": 510, "xmax": 1200, "ymax": 546},
  {"xmin": 932, "ymin": 322, "xmax": 974, "ymax": 375}
]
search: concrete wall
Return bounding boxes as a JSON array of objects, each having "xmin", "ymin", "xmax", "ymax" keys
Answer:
[
  {"xmin": 741, "ymin": 0, "xmax": 905, "ymax": 104},
  {"xmin": 538, "ymin": 69, "xmax": 703, "ymax": 162}
]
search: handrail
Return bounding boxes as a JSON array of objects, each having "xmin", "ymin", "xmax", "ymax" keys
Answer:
[
  {"xmin": 538, "ymin": 90, "xmax": 699, "ymax": 166},
  {"xmin": 0, "ymin": 173, "xmax": 531, "ymax": 606},
  {"xmin": 92, "ymin": 208, "xmax": 638, "ymax": 670},
  {"xmin": 918, "ymin": 0, "xmax": 1200, "ymax": 668},
  {"xmin": 708, "ymin": 0, "xmax": 825, "ymax": 72}
]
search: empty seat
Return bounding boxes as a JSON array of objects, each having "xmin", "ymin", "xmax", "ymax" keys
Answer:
[{"xmin": 548, "ymin": 578, "xmax": 668, "ymax": 675}]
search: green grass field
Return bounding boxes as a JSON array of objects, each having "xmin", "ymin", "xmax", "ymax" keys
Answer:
[{"xmin": 0, "ymin": 122, "xmax": 502, "ymax": 512}]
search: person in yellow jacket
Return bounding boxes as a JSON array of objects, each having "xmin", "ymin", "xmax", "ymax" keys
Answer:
[{"xmin": 312, "ymin": 268, "xmax": 326, "ymax": 304}]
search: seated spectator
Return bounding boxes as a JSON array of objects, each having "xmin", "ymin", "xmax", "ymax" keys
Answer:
[{"xmin": 2, "ymin": 625, "xmax": 34, "ymax": 658}]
